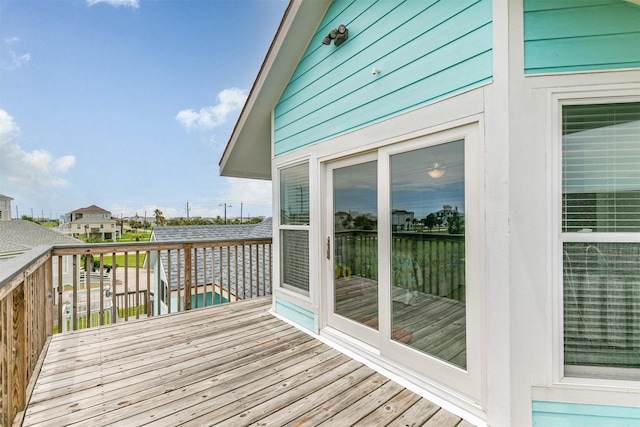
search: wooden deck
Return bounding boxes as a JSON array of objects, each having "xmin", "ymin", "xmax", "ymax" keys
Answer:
[{"xmin": 21, "ymin": 297, "xmax": 471, "ymax": 426}]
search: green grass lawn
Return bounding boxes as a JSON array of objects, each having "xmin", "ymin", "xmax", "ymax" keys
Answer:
[
  {"xmin": 101, "ymin": 253, "xmax": 146, "ymax": 268},
  {"xmin": 118, "ymin": 232, "xmax": 151, "ymax": 242},
  {"xmin": 55, "ymin": 305, "xmax": 146, "ymax": 333}
]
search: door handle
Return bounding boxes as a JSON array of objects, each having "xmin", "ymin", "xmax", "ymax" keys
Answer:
[{"xmin": 326, "ymin": 236, "xmax": 331, "ymax": 260}]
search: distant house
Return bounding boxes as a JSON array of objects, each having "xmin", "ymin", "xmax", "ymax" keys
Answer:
[
  {"xmin": 149, "ymin": 218, "xmax": 272, "ymax": 315},
  {"xmin": 66, "ymin": 205, "xmax": 118, "ymax": 241},
  {"xmin": 0, "ymin": 194, "xmax": 13, "ymax": 221},
  {"xmin": 219, "ymin": 1, "xmax": 640, "ymax": 425}
]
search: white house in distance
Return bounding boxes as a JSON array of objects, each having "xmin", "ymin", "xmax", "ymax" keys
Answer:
[
  {"xmin": 0, "ymin": 194, "xmax": 13, "ymax": 221},
  {"xmin": 220, "ymin": 1, "xmax": 640, "ymax": 426},
  {"xmin": 66, "ymin": 205, "xmax": 118, "ymax": 241}
]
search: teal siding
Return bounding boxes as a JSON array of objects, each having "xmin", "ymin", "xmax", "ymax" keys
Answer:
[
  {"xmin": 532, "ymin": 401, "xmax": 640, "ymax": 426},
  {"xmin": 524, "ymin": 0, "xmax": 640, "ymax": 74},
  {"xmin": 275, "ymin": 297, "xmax": 315, "ymax": 331},
  {"xmin": 274, "ymin": 0, "xmax": 492, "ymax": 156}
]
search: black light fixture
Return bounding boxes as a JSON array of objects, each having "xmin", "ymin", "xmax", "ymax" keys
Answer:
[{"xmin": 322, "ymin": 24, "xmax": 348, "ymax": 47}]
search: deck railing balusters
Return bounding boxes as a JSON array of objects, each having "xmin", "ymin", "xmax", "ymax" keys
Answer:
[
  {"xmin": 99, "ymin": 254, "xmax": 105, "ymax": 326},
  {"xmin": 135, "ymin": 251, "xmax": 140, "ymax": 319},
  {"xmin": 72, "ymin": 254, "xmax": 78, "ymax": 331},
  {"xmin": 193, "ymin": 246, "xmax": 199, "ymax": 309},
  {"xmin": 146, "ymin": 250, "xmax": 152, "ymax": 317},
  {"xmin": 124, "ymin": 252, "xmax": 129, "ymax": 322},
  {"xmin": 167, "ymin": 249, "xmax": 172, "ymax": 314}
]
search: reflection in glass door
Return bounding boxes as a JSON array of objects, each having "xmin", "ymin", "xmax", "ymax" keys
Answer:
[
  {"xmin": 332, "ymin": 160, "xmax": 378, "ymax": 330},
  {"xmin": 389, "ymin": 140, "xmax": 466, "ymax": 369}
]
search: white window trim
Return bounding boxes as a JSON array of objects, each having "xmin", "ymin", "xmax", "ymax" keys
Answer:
[
  {"xmin": 548, "ymin": 85, "xmax": 640, "ymax": 390},
  {"xmin": 273, "ymin": 157, "xmax": 316, "ymax": 307}
]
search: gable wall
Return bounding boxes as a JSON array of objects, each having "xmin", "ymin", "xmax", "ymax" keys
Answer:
[
  {"xmin": 524, "ymin": 0, "xmax": 640, "ymax": 74},
  {"xmin": 274, "ymin": 0, "xmax": 493, "ymax": 156}
]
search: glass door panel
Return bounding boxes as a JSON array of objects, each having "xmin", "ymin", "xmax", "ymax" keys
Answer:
[
  {"xmin": 333, "ymin": 160, "xmax": 379, "ymax": 330},
  {"xmin": 389, "ymin": 140, "xmax": 467, "ymax": 369}
]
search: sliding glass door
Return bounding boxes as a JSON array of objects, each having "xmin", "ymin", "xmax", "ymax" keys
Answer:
[{"xmin": 326, "ymin": 154, "xmax": 379, "ymax": 344}]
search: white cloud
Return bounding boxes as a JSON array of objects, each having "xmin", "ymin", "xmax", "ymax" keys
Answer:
[
  {"xmin": 224, "ymin": 178, "xmax": 272, "ymax": 210},
  {"xmin": 176, "ymin": 88, "xmax": 248, "ymax": 131},
  {"xmin": 87, "ymin": 0, "xmax": 139, "ymax": 8},
  {"xmin": 1, "ymin": 37, "xmax": 31, "ymax": 70},
  {"xmin": 0, "ymin": 110, "xmax": 76, "ymax": 191}
]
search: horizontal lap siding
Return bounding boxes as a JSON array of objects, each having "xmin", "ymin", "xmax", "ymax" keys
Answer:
[
  {"xmin": 524, "ymin": 0, "xmax": 640, "ymax": 74},
  {"xmin": 532, "ymin": 401, "xmax": 640, "ymax": 426},
  {"xmin": 275, "ymin": 297, "xmax": 315, "ymax": 331},
  {"xmin": 274, "ymin": 0, "xmax": 492, "ymax": 156}
]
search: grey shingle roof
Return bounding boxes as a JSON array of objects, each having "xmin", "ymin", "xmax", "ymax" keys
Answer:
[
  {"xmin": 151, "ymin": 219, "xmax": 272, "ymax": 299},
  {"xmin": 68, "ymin": 205, "xmax": 110, "ymax": 214},
  {"xmin": 0, "ymin": 220, "xmax": 82, "ymax": 255},
  {"xmin": 151, "ymin": 218, "xmax": 272, "ymax": 242}
]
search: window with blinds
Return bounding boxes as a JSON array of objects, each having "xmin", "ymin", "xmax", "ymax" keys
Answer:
[
  {"xmin": 561, "ymin": 102, "xmax": 640, "ymax": 380},
  {"xmin": 279, "ymin": 162, "xmax": 310, "ymax": 294}
]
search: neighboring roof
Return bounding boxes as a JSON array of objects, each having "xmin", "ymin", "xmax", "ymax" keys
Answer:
[
  {"xmin": 219, "ymin": 0, "xmax": 330, "ymax": 180},
  {"xmin": 0, "ymin": 220, "xmax": 82, "ymax": 256},
  {"xmin": 0, "ymin": 194, "xmax": 13, "ymax": 200},
  {"xmin": 69, "ymin": 205, "xmax": 111, "ymax": 215},
  {"xmin": 152, "ymin": 219, "xmax": 273, "ymax": 296},
  {"xmin": 151, "ymin": 218, "xmax": 272, "ymax": 242}
]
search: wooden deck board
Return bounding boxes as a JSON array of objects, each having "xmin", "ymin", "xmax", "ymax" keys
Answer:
[{"xmin": 23, "ymin": 297, "xmax": 466, "ymax": 427}]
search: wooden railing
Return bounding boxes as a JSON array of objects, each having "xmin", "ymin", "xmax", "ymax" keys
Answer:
[
  {"xmin": 335, "ymin": 230, "xmax": 465, "ymax": 301},
  {"xmin": 0, "ymin": 237, "xmax": 272, "ymax": 425},
  {"xmin": 0, "ymin": 246, "xmax": 53, "ymax": 427}
]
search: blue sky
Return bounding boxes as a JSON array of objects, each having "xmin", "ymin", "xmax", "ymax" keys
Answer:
[{"xmin": 0, "ymin": 0, "xmax": 288, "ymax": 220}]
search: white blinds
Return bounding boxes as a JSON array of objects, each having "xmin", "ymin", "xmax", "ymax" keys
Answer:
[
  {"xmin": 281, "ymin": 229, "xmax": 309, "ymax": 292},
  {"xmin": 280, "ymin": 163, "xmax": 310, "ymax": 226},
  {"xmin": 562, "ymin": 103, "xmax": 640, "ymax": 232},
  {"xmin": 562, "ymin": 102, "xmax": 640, "ymax": 380}
]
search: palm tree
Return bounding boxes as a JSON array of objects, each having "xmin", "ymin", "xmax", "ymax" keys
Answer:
[{"xmin": 154, "ymin": 209, "xmax": 166, "ymax": 226}]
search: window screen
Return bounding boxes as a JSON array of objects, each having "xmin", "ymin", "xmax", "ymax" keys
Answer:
[{"xmin": 562, "ymin": 102, "xmax": 640, "ymax": 380}]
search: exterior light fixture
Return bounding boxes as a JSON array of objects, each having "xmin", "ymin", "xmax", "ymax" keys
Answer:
[
  {"xmin": 427, "ymin": 162, "xmax": 445, "ymax": 179},
  {"xmin": 322, "ymin": 24, "xmax": 348, "ymax": 46}
]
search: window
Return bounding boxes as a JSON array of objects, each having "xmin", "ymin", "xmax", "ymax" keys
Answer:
[
  {"xmin": 390, "ymin": 140, "xmax": 466, "ymax": 369},
  {"xmin": 561, "ymin": 102, "xmax": 640, "ymax": 380},
  {"xmin": 279, "ymin": 162, "xmax": 310, "ymax": 294}
]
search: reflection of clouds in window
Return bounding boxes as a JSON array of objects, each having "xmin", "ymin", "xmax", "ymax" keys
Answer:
[
  {"xmin": 391, "ymin": 140, "xmax": 465, "ymax": 218},
  {"xmin": 334, "ymin": 161, "xmax": 377, "ymax": 216}
]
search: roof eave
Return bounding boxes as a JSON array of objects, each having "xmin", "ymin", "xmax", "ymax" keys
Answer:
[{"xmin": 219, "ymin": 0, "xmax": 330, "ymax": 181}]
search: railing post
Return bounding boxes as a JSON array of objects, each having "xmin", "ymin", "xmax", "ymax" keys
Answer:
[{"xmin": 184, "ymin": 244, "xmax": 192, "ymax": 311}]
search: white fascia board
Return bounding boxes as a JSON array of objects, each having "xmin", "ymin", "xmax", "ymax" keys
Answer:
[{"xmin": 219, "ymin": 0, "xmax": 330, "ymax": 180}]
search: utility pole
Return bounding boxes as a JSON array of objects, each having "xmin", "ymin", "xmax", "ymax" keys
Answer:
[
  {"xmin": 186, "ymin": 202, "xmax": 190, "ymax": 220},
  {"xmin": 15, "ymin": 205, "xmax": 18, "ymax": 218},
  {"xmin": 219, "ymin": 203, "xmax": 232, "ymax": 224},
  {"xmin": 240, "ymin": 202, "xmax": 243, "ymax": 224}
]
